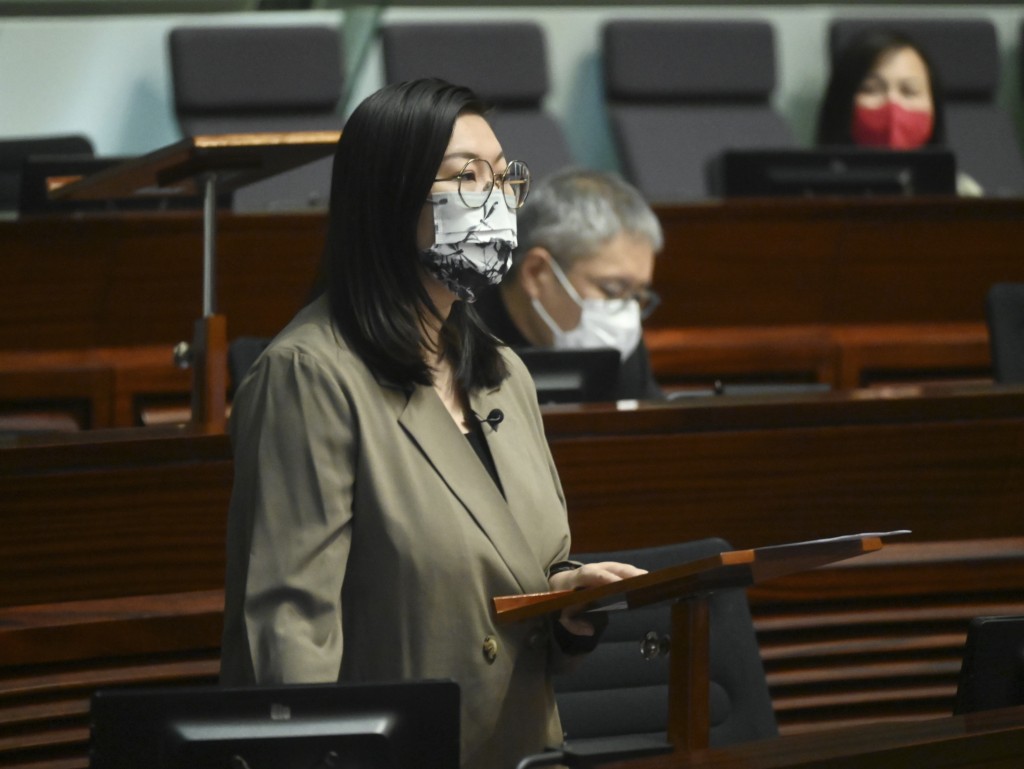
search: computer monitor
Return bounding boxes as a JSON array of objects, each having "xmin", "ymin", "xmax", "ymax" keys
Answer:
[
  {"xmin": 90, "ymin": 680, "xmax": 460, "ymax": 769},
  {"xmin": 953, "ymin": 615, "xmax": 1024, "ymax": 715},
  {"xmin": 515, "ymin": 347, "xmax": 620, "ymax": 404},
  {"xmin": 714, "ymin": 147, "xmax": 957, "ymax": 198}
]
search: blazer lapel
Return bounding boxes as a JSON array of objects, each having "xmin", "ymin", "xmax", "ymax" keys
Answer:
[{"xmin": 398, "ymin": 384, "xmax": 547, "ymax": 594}]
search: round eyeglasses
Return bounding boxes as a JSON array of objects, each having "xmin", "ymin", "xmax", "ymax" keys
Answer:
[
  {"xmin": 593, "ymin": 281, "xmax": 662, "ymax": 321},
  {"xmin": 433, "ymin": 158, "xmax": 531, "ymax": 210}
]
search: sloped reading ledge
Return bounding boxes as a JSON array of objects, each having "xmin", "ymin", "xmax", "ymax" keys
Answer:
[{"xmin": 494, "ymin": 531, "xmax": 909, "ymax": 758}]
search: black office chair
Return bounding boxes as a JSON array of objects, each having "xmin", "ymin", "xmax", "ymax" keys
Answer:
[
  {"xmin": 228, "ymin": 336, "xmax": 271, "ymax": 394},
  {"xmin": 985, "ymin": 283, "xmax": 1024, "ymax": 384},
  {"xmin": 168, "ymin": 25, "xmax": 345, "ymax": 212},
  {"xmin": 381, "ymin": 22, "xmax": 574, "ymax": 181},
  {"xmin": 602, "ymin": 20, "xmax": 794, "ymax": 202},
  {"xmin": 553, "ymin": 538, "xmax": 777, "ymax": 752}
]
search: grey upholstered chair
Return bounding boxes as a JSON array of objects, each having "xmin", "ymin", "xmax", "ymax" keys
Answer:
[
  {"xmin": 168, "ymin": 25, "xmax": 345, "ymax": 212},
  {"xmin": 554, "ymin": 538, "xmax": 778, "ymax": 751},
  {"xmin": 831, "ymin": 18, "xmax": 1024, "ymax": 197},
  {"xmin": 380, "ymin": 22, "xmax": 573, "ymax": 181},
  {"xmin": 985, "ymin": 283, "xmax": 1024, "ymax": 385},
  {"xmin": 602, "ymin": 20, "xmax": 794, "ymax": 202}
]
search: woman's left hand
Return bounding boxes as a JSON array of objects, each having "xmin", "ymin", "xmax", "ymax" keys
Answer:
[{"xmin": 549, "ymin": 561, "xmax": 647, "ymax": 636}]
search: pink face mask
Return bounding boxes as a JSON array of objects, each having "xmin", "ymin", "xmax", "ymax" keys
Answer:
[{"xmin": 851, "ymin": 102, "xmax": 934, "ymax": 149}]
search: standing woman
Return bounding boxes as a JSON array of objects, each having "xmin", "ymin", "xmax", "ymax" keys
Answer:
[{"xmin": 219, "ymin": 78, "xmax": 642, "ymax": 769}]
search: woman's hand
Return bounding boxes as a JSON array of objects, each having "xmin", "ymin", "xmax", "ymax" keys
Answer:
[{"xmin": 549, "ymin": 561, "xmax": 648, "ymax": 636}]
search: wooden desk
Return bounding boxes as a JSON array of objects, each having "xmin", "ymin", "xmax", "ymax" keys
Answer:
[
  {"xmin": 0, "ymin": 345, "xmax": 189, "ymax": 429},
  {"xmin": 646, "ymin": 322, "xmax": 991, "ymax": 390},
  {"xmin": 3, "ymin": 198, "xmax": 1020, "ymax": 426},
  {"xmin": 543, "ymin": 383, "xmax": 1024, "ymax": 552},
  {"xmin": 3, "ymin": 586, "xmax": 1022, "ymax": 769},
  {"xmin": 609, "ymin": 706, "xmax": 1024, "ymax": 769},
  {"xmin": 648, "ymin": 198, "xmax": 1024, "ymax": 328},
  {"xmin": 4, "ymin": 384, "xmax": 1023, "ymax": 606},
  {"xmin": 3, "ymin": 386, "xmax": 1024, "ymax": 767},
  {"xmin": 4, "ymin": 199, "xmax": 1020, "ymax": 350}
]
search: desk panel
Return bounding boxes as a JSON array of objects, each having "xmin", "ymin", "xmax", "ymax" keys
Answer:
[
  {"xmin": 4, "ymin": 385, "xmax": 1023, "ymax": 607},
  {"xmin": 2, "ymin": 212, "xmax": 326, "ymax": 351},
  {"xmin": 649, "ymin": 198, "xmax": 1024, "ymax": 328},
  {"xmin": 4, "ymin": 200, "xmax": 1024, "ymax": 351},
  {"xmin": 610, "ymin": 706, "xmax": 1024, "ymax": 769}
]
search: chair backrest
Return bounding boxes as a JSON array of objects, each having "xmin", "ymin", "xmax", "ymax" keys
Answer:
[
  {"xmin": 830, "ymin": 18, "xmax": 1024, "ymax": 197},
  {"xmin": 380, "ymin": 22, "xmax": 573, "ymax": 180},
  {"xmin": 228, "ymin": 336, "xmax": 271, "ymax": 393},
  {"xmin": 168, "ymin": 25, "xmax": 345, "ymax": 212},
  {"xmin": 602, "ymin": 20, "xmax": 794, "ymax": 202},
  {"xmin": 985, "ymin": 283, "xmax": 1024, "ymax": 384},
  {"xmin": 554, "ymin": 538, "xmax": 777, "ymax": 748},
  {"xmin": 0, "ymin": 134, "xmax": 93, "ymax": 212}
]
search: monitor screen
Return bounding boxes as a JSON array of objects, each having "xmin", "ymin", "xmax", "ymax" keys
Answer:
[
  {"xmin": 953, "ymin": 615, "xmax": 1024, "ymax": 715},
  {"xmin": 515, "ymin": 347, "xmax": 621, "ymax": 404},
  {"xmin": 90, "ymin": 680, "xmax": 460, "ymax": 769},
  {"xmin": 714, "ymin": 147, "xmax": 957, "ymax": 198}
]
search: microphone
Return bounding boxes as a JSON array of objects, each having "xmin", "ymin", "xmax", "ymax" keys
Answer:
[{"xmin": 473, "ymin": 409, "xmax": 504, "ymax": 429}]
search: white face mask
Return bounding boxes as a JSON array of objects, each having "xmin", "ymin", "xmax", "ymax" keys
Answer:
[
  {"xmin": 419, "ymin": 190, "xmax": 517, "ymax": 303},
  {"xmin": 531, "ymin": 257, "xmax": 643, "ymax": 361}
]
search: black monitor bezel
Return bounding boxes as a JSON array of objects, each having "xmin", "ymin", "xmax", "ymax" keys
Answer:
[
  {"xmin": 89, "ymin": 680, "xmax": 460, "ymax": 769},
  {"xmin": 514, "ymin": 347, "xmax": 621, "ymax": 404},
  {"xmin": 714, "ymin": 147, "xmax": 958, "ymax": 198}
]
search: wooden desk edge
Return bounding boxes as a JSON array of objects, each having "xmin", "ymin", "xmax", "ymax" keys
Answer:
[{"xmin": 602, "ymin": 706, "xmax": 1024, "ymax": 769}]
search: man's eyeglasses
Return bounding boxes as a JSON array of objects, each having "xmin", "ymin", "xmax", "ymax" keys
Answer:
[
  {"xmin": 434, "ymin": 158, "xmax": 531, "ymax": 210},
  {"xmin": 591, "ymin": 278, "xmax": 662, "ymax": 320}
]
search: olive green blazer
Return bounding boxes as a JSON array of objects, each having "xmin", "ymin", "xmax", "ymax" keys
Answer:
[{"xmin": 220, "ymin": 296, "xmax": 572, "ymax": 769}]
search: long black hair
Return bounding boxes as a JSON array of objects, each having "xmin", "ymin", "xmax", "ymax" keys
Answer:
[
  {"xmin": 324, "ymin": 78, "xmax": 509, "ymax": 390},
  {"xmin": 816, "ymin": 29, "xmax": 947, "ymax": 146}
]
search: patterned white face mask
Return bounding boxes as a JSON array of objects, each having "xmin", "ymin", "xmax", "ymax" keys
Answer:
[
  {"xmin": 531, "ymin": 257, "xmax": 643, "ymax": 362},
  {"xmin": 419, "ymin": 190, "xmax": 517, "ymax": 303}
]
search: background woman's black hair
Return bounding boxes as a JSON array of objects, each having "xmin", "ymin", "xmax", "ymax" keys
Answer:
[
  {"xmin": 816, "ymin": 29, "xmax": 947, "ymax": 147},
  {"xmin": 322, "ymin": 78, "xmax": 509, "ymax": 391}
]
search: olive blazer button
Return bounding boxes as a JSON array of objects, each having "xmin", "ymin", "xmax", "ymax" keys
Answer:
[{"xmin": 482, "ymin": 636, "xmax": 499, "ymax": 663}]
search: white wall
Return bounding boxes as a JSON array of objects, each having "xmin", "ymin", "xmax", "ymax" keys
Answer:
[
  {"xmin": 0, "ymin": 10, "xmax": 342, "ymax": 154},
  {"xmin": 1, "ymin": 5, "xmax": 1022, "ymax": 170}
]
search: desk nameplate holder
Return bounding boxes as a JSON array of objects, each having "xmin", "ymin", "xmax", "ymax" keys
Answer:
[
  {"xmin": 49, "ymin": 132, "xmax": 341, "ymax": 430},
  {"xmin": 495, "ymin": 531, "xmax": 909, "ymax": 757}
]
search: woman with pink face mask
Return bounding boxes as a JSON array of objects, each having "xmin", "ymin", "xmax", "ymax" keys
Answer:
[{"xmin": 816, "ymin": 29, "xmax": 982, "ymax": 196}]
